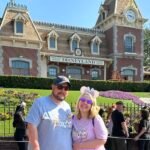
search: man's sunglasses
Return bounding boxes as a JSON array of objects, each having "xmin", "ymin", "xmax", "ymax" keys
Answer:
[
  {"xmin": 56, "ymin": 85, "xmax": 69, "ymax": 91},
  {"xmin": 79, "ymin": 98, "xmax": 93, "ymax": 104}
]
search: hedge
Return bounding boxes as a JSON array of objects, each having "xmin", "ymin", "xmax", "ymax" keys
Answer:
[{"xmin": 0, "ymin": 75, "xmax": 149, "ymax": 92}]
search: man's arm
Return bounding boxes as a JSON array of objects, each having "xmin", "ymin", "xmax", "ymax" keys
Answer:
[
  {"xmin": 134, "ymin": 127, "xmax": 146, "ymax": 141},
  {"xmin": 121, "ymin": 121, "xmax": 129, "ymax": 137},
  {"xmin": 27, "ymin": 123, "xmax": 40, "ymax": 150}
]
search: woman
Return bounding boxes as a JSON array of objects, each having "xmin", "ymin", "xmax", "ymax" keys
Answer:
[
  {"xmin": 13, "ymin": 102, "xmax": 27, "ymax": 150},
  {"xmin": 134, "ymin": 109, "xmax": 150, "ymax": 150},
  {"xmin": 106, "ymin": 105, "xmax": 115, "ymax": 136},
  {"xmin": 72, "ymin": 86, "xmax": 108, "ymax": 150}
]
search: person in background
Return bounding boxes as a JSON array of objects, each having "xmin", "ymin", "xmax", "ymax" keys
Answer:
[
  {"xmin": 106, "ymin": 105, "xmax": 116, "ymax": 136},
  {"xmin": 111, "ymin": 101, "xmax": 129, "ymax": 150},
  {"xmin": 124, "ymin": 113, "xmax": 133, "ymax": 137},
  {"xmin": 72, "ymin": 86, "xmax": 108, "ymax": 150},
  {"xmin": 134, "ymin": 109, "xmax": 150, "ymax": 150},
  {"xmin": 104, "ymin": 105, "xmax": 115, "ymax": 150},
  {"xmin": 13, "ymin": 101, "xmax": 27, "ymax": 150},
  {"xmin": 99, "ymin": 107, "xmax": 105, "ymax": 118},
  {"xmin": 26, "ymin": 76, "xmax": 72, "ymax": 150}
]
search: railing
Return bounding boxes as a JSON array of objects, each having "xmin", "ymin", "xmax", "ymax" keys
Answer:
[
  {"xmin": 0, "ymin": 102, "xmax": 149, "ymax": 136},
  {"xmin": 0, "ymin": 136, "xmax": 150, "ymax": 150}
]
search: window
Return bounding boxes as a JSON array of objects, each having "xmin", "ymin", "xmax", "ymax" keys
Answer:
[
  {"xmin": 122, "ymin": 69, "xmax": 135, "ymax": 76},
  {"xmin": 121, "ymin": 66, "xmax": 137, "ymax": 81},
  {"xmin": 13, "ymin": 13, "xmax": 26, "ymax": 35},
  {"xmin": 91, "ymin": 70, "xmax": 99, "ymax": 80},
  {"xmin": 16, "ymin": 20, "xmax": 23, "ymax": 34},
  {"xmin": 102, "ymin": 12, "xmax": 105, "ymax": 20},
  {"xmin": 124, "ymin": 34, "xmax": 136, "ymax": 53},
  {"xmin": 67, "ymin": 67, "xmax": 82, "ymax": 79},
  {"xmin": 93, "ymin": 42, "xmax": 99, "ymax": 53},
  {"xmin": 72, "ymin": 39, "xmax": 78, "ymax": 51},
  {"xmin": 47, "ymin": 30, "xmax": 59, "ymax": 50},
  {"xmin": 49, "ymin": 37, "xmax": 56, "ymax": 48},
  {"xmin": 12, "ymin": 60, "xmax": 30, "ymax": 76},
  {"xmin": 48, "ymin": 67, "xmax": 57, "ymax": 77},
  {"xmin": 125, "ymin": 36, "xmax": 133, "ymax": 52},
  {"xmin": 91, "ymin": 36, "xmax": 101, "ymax": 55},
  {"xmin": 70, "ymin": 33, "xmax": 81, "ymax": 52},
  {"xmin": 122, "ymin": 69, "xmax": 135, "ymax": 81}
]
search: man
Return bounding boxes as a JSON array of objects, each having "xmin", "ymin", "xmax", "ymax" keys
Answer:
[
  {"xmin": 111, "ymin": 101, "xmax": 129, "ymax": 150},
  {"xmin": 26, "ymin": 76, "xmax": 72, "ymax": 150}
]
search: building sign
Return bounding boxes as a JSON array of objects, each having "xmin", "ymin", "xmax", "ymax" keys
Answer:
[{"xmin": 49, "ymin": 56, "xmax": 104, "ymax": 66}]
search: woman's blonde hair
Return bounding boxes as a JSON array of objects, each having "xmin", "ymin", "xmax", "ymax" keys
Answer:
[{"xmin": 75, "ymin": 86, "xmax": 100, "ymax": 119}]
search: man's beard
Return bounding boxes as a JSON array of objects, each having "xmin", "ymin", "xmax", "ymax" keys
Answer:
[{"xmin": 52, "ymin": 91, "xmax": 65, "ymax": 101}]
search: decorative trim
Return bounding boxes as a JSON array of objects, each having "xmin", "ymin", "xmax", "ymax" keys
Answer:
[
  {"xmin": 70, "ymin": 33, "xmax": 81, "ymax": 52},
  {"xmin": 90, "ymin": 36, "xmax": 101, "ymax": 55},
  {"xmin": 37, "ymin": 49, "xmax": 41, "ymax": 77},
  {"xmin": 13, "ymin": 13, "xmax": 28, "ymax": 22},
  {"xmin": 9, "ymin": 57, "xmax": 32, "ymax": 68},
  {"xmin": 113, "ymin": 25, "xmax": 118, "ymax": 53},
  {"xmin": 121, "ymin": 66, "xmax": 137, "ymax": 76},
  {"xmin": 7, "ymin": 1, "xmax": 28, "ymax": 12},
  {"xmin": 34, "ymin": 21, "xmax": 103, "ymax": 34},
  {"xmin": 47, "ymin": 30, "xmax": 59, "ymax": 50},
  {"xmin": 124, "ymin": 33, "xmax": 136, "ymax": 42},
  {"xmin": 0, "ymin": 36, "xmax": 42, "ymax": 49},
  {"xmin": 140, "ymin": 59, "xmax": 144, "ymax": 81},
  {"xmin": 14, "ymin": 20, "xmax": 24, "ymax": 36},
  {"xmin": 124, "ymin": 33, "xmax": 136, "ymax": 53}
]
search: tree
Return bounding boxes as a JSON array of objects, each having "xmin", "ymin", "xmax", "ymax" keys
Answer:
[{"xmin": 144, "ymin": 28, "xmax": 150, "ymax": 66}]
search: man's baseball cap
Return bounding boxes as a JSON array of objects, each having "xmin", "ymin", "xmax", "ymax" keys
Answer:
[
  {"xmin": 116, "ymin": 101, "xmax": 124, "ymax": 105},
  {"xmin": 53, "ymin": 75, "xmax": 71, "ymax": 87}
]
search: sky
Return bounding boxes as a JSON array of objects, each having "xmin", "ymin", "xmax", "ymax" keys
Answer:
[{"xmin": 0, "ymin": 0, "xmax": 150, "ymax": 28}]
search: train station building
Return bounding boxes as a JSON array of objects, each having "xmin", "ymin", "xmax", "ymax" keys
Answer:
[{"xmin": 0, "ymin": 0, "xmax": 147, "ymax": 81}]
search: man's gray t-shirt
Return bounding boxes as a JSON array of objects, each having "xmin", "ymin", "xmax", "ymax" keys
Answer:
[{"xmin": 26, "ymin": 96, "xmax": 72, "ymax": 150}]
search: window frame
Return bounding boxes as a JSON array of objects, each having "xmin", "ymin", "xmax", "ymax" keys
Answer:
[
  {"xmin": 90, "ymin": 68, "xmax": 101, "ymax": 80},
  {"xmin": 70, "ymin": 33, "xmax": 81, "ymax": 52},
  {"xmin": 47, "ymin": 67, "xmax": 57, "ymax": 77},
  {"xmin": 47, "ymin": 30, "xmax": 59, "ymax": 50},
  {"xmin": 124, "ymin": 33, "xmax": 136, "ymax": 53},
  {"xmin": 11, "ymin": 60, "xmax": 31, "ymax": 76},
  {"xmin": 14, "ymin": 20, "xmax": 24, "ymax": 36},
  {"xmin": 47, "ymin": 65, "xmax": 59, "ymax": 77},
  {"xmin": 91, "ymin": 36, "xmax": 101, "ymax": 55}
]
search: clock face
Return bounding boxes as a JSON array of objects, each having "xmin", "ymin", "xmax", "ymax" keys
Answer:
[
  {"xmin": 125, "ymin": 9, "xmax": 136, "ymax": 22},
  {"xmin": 75, "ymin": 48, "xmax": 82, "ymax": 56}
]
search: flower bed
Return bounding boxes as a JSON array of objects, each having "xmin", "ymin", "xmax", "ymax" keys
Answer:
[{"xmin": 99, "ymin": 90, "xmax": 146, "ymax": 105}]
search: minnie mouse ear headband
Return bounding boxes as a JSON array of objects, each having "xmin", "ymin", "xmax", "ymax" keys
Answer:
[{"xmin": 80, "ymin": 86, "xmax": 99, "ymax": 99}]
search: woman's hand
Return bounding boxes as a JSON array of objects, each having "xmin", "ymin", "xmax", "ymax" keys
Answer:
[{"xmin": 134, "ymin": 135, "xmax": 139, "ymax": 141}]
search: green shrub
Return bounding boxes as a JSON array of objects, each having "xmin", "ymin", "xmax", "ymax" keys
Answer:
[{"xmin": 0, "ymin": 75, "xmax": 149, "ymax": 92}]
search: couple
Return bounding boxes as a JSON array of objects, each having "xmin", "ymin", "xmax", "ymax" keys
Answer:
[{"xmin": 26, "ymin": 75, "xmax": 108, "ymax": 150}]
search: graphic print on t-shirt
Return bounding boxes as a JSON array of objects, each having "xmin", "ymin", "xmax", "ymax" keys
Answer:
[{"xmin": 42, "ymin": 108, "xmax": 72, "ymax": 128}]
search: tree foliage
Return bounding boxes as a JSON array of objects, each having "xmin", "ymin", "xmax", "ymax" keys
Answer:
[{"xmin": 144, "ymin": 28, "xmax": 150, "ymax": 66}]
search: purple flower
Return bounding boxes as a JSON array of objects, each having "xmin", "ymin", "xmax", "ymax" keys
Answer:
[{"xmin": 99, "ymin": 90, "xmax": 145, "ymax": 105}]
